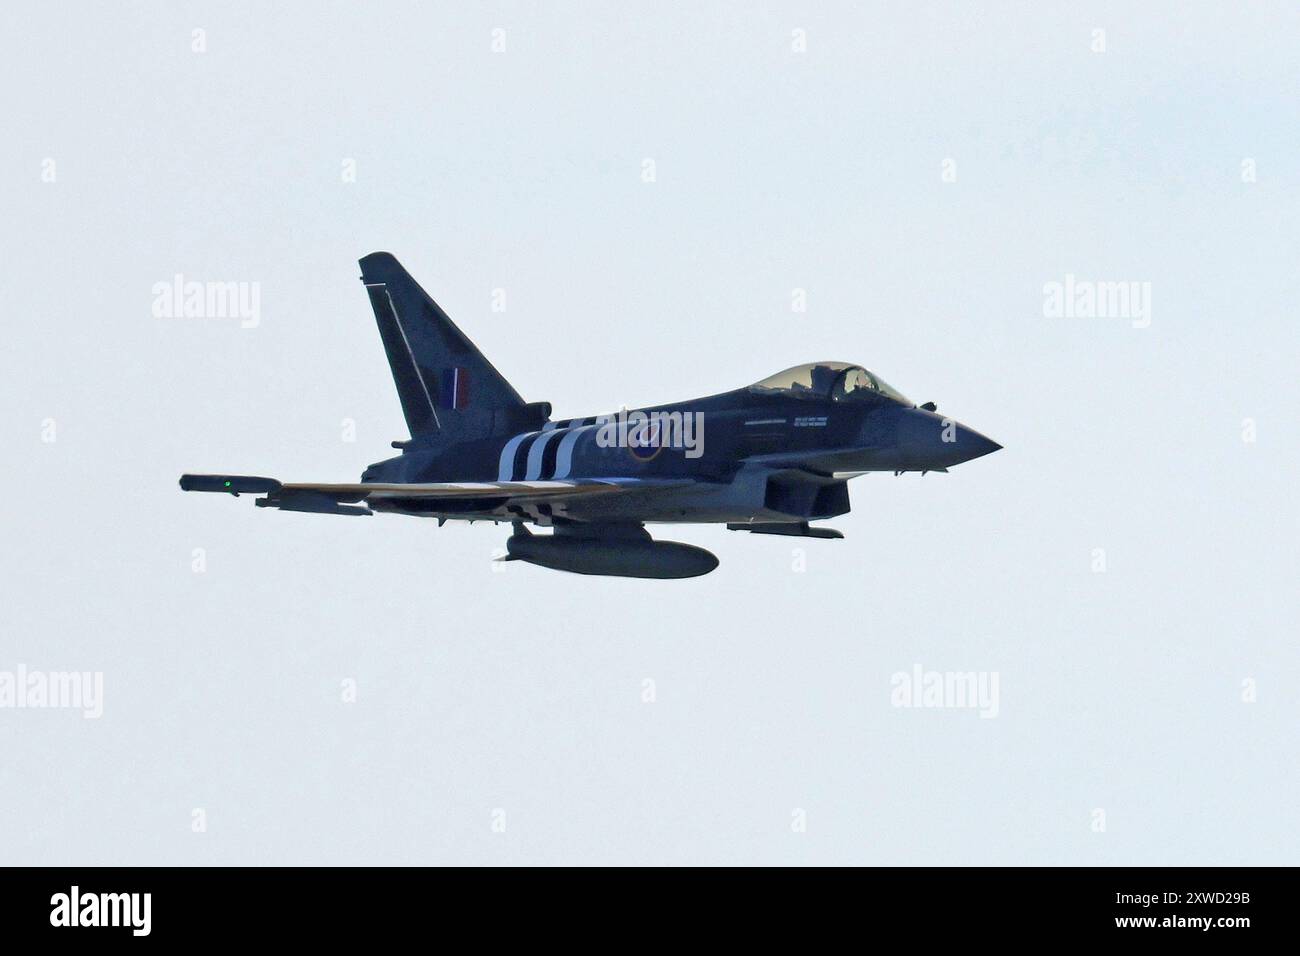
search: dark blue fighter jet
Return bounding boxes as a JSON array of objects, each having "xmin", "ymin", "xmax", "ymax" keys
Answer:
[{"xmin": 181, "ymin": 253, "xmax": 1000, "ymax": 578}]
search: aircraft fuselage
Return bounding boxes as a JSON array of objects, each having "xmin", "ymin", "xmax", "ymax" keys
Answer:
[{"xmin": 360, "ymin": 387, "xmax": 999, "ymax": 526}]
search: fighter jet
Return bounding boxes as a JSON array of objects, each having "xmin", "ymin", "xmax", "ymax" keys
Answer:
[{"xmin": 180, "ymin": 253, "xmax": 1000, "ymax": 578}]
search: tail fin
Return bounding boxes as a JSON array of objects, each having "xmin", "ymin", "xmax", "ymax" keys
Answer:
[{"xmin": 359, "ymin": 252, "xmax": 545, "ymax": 441}]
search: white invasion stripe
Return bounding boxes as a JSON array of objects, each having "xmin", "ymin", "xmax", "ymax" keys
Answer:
[
  {"xmin": 525, "ymin": 428, "xmax": 564, "ymax": 480},
  {"xmin": 553, "ymin": 423, "xmax": 596, "ymax": 479},
  {"xmin": 497, "ymin": 431, "xmax": 538, "ymax": 480}
]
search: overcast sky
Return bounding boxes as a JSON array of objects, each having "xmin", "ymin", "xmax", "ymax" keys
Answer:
[{"xmin": 1, "ymin": 1, "xmax": 1296, "ymax": 864}]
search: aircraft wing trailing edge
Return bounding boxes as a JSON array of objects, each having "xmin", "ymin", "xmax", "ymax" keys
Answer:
[{"xmin": 178, "ymin": 474, "xmax": 692, "ymax": 516}]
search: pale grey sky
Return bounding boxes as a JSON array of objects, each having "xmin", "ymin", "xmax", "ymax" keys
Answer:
[{"xmin": 1, "ymin": 2, "xmax": 1296, "ymax": 864}]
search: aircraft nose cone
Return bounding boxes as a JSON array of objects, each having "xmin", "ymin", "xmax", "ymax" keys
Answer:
[
  {"xmin": 895, "ymin": 409, "xmax": 1002, "ymax": 469},
  {"xmin": 954, "ymin": 426, "xmax": 1002, "ymax": 463}
]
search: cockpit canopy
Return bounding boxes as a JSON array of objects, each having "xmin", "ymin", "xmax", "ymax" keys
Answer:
[{"xmin": 749, "ymin": 362, "xmax": 912, "ymax": 405}]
